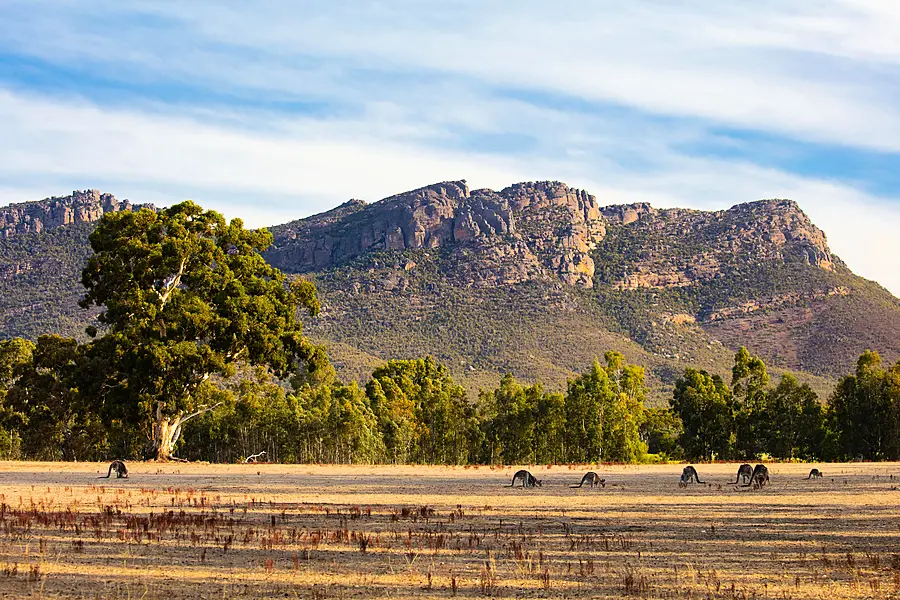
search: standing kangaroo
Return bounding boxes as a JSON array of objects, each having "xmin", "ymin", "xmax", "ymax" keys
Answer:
[
  {"xmin": 679, "ymin": 466, "xmax": 704, "ymax": 486},
  {"xmin": 98, "ymin": 460, "xmax": 128, "ymax": 479},
  {"xmin": 732, "ymin": 464, "xmax": 753, "ymax": 484},
  {"xmin": 743, "ymin": 464, "xmax": 769, "ymax": 488},
  {"xmin": 571, "ymin": 471, "xmax": 605, "ymax": 488},
  {"xmin": 806, "ymin": 468, "xmax": 822, "ymax": 480},
  {"xmin": 509, "ymin": 470, "xmax": 542, "ymax": 488}
]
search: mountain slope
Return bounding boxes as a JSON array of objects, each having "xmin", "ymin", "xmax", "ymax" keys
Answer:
[{"xmin": 0, "ymin": 183, "xmax": 896, "ymax": 402}]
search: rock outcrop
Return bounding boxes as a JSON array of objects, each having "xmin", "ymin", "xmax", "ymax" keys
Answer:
[
  {"xmin": 603, "ymin": 199, "xmax": 840, "ymax": 291},
  {"xmin": 267, "ymin": 180, "xmax": 606, "ymax": 288},
  {"xmin": 0, "ymin": 190, "xmax": 149, "ymax": 238},
  {"xmin": 267, "ymin": 184, "xmax": 839, "ymax": 293}
]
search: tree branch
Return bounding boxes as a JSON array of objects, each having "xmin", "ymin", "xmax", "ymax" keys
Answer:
[
  {"xmin": 155, "ymin": 258, "xmax": 186, "ymax": 307},
  {"xmin": 178, "ymin": 401, "xmax": 224, "ymax": 426}
]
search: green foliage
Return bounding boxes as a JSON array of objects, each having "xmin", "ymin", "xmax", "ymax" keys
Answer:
[
  {"xmin": 641, "ymin": 407, "xmax": 684, "ymax": 458},
  {"xmin": 764, "ymin": 374, "xmax": 824, "ymax": 460},
  {"xmin": 671, "ymin": 369, "xmax": 734, "ymax": 460},
  {"xmin": 0, "ymin": 337, "xmax": 34, "ymax": 459},
  {"xmin": 368, "ymin": 357, "xmax": 476, "ymax": 464},
  {"xmin": 564, "ymin": 353, "xmax": 648, "ymax": 463},
  {"xmin": 830, "ymin": 350, "xmax": 900, "ymax": 460},
  {"xmin": 478, "ymin": 374, "xmax": 536, "ymax": 464},
  {"xmin": 732, "ymin": 347, "xmax": 771, "ymax": 459},
  {"xmin": 5, "ymin": 336, "xmax": 106, "ymax": 460},
  {"xmin": 477, "ymin": 375, "xmax": 566, "ymax": 464},
  {"xmin": 79, "ymin": 202, "xmax": 320, "ymax": 459}
]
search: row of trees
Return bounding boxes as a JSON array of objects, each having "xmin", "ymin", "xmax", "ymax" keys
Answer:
[
  {"xmin": 668, "ymin": 347, "xmax": 900, "ymax": 461},
  {"xmin": 3, "ymin": 326, "xmax": 898, "ymax": 464},
  {"xmin": 0, "ymin": 338, "xmax": 652, "ymax": 464}
]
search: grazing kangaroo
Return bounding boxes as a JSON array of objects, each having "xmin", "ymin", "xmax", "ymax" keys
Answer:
[
  {"xmin": 572, "ymin": 471, "xmax": 605, "ymax": 488},
  {"xmin": 98, "ymin": 460, "xmax": 128, "ymax": 479},
  {"xmin": 509, "ymin": 469, "xmax": 542, "ymax": 488},
  {"xmin": 743, "ymin": 464, "xmax": 769, "ymax": 488},
  {"xmin": 679, "ymin": 466, "xmax": 704, "ymax": 486},
  {"xmin": 732, "ymin": 463, "xmax": 753, "ymax": 485},
  {"xmin": 806, "ymin": 468, "xmax": 822, "ymax": 479}
]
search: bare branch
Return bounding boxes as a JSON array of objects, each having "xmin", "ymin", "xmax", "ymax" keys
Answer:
[
  {"xmin": 178, "ymin": 401, "xmax": 224, "ymax": 426},
  {"xmin": 155, "ymin": 258, "xmax": 186, "ymax": 307}
]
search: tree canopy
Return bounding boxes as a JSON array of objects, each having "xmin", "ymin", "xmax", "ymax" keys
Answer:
[{"xmin": 79, "ymin": 202, "xmax": 320, "ymax": 459}]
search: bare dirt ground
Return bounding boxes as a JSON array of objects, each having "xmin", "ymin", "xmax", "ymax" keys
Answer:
[{"xmin": 0, "ymin": 461, "xmax": 898, "ymax": 599}]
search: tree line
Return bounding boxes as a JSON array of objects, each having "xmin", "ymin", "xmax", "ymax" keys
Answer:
[{"xmin": 0, "ymin": 200, "xmax": 898, "ymax": 464}]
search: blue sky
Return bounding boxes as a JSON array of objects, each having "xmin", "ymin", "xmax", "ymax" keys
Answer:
[{"xmin": 1, "ymin": 1, "xmax": 899, "ymax": 294}]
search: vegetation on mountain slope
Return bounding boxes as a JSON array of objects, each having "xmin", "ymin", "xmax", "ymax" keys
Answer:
[{"xmin": 0, "ymin": 183, "xmax": 897, "ymax": 402}]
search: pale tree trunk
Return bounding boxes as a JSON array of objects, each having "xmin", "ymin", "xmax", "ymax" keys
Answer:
[{"xmin": 152, "ymin": 400, "xmax": 222, "ymax": 461}]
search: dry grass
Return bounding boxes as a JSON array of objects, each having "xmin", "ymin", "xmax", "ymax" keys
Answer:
[{"xmin": 0, "ymin": 461, "xmax": 899, "ymax": 599}]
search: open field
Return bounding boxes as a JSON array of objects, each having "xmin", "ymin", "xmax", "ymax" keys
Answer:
[{"xmin": 0, "ymin": 462, "xmax": 899, "ymax": 599}]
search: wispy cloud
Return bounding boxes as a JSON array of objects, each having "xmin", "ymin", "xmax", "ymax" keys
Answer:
[{"xmin": 0, "ymin": 1, "xmax": 898, "ymax": 293}]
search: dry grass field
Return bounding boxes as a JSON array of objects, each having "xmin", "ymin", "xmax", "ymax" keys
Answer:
[{"xmin": 0, "ymin": 462, "xmax": 899, "ymax": 599}]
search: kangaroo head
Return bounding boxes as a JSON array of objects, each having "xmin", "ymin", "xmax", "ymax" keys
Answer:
[{"xmin": 535, "ymin": 479, "xmax": 543, "ymax": 487}]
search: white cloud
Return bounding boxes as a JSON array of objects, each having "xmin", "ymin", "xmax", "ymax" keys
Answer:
[
  {"xmin": 1, "ymin": 87, "xmax": 898, "ymax": 295},
  {"xmin": 4, "ymin": 1, "xmax": 900, "ymax": 151},
  {"xmin": 0, "ymin": 2, "xmax": 899, "ymax": 296}
]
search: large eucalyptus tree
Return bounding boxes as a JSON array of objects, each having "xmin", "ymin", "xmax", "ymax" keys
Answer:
[{"xmin": 80, "ymin": 201, "xmax": 319, "ymax": 460}]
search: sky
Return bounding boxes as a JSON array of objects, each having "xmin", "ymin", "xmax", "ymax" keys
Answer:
[{"xmin": 0, "ymin": 1, "xmax": 899, "ymax": 294}]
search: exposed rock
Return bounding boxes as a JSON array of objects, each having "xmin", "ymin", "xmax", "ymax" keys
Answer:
[
  {"xmin": 601, "ymin": 202, "xmax": 656, "ymax": 225},
  {"xmin": 266, "ymin": 180, "xmax": 606, "ymax": 288},
  {"xmin": 601, "ymin": 199, "xmax": 840, "ymax": 291},
  {"xmin": 703, "ymin": 286, "xmax": 852, "ymax": 322},
  {"xmin": 0, "ymin": 189, "xmax": 151, "ymax": 238}
]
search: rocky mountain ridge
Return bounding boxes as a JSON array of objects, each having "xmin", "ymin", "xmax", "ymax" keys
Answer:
[
  {"xmin": 0, "ymin": 189, "xmax": 151, "ymax": 238},
  {"xmin": 266, "ymin": 180, "xmax": 606, "ymax": 288},
  {"xmin": 267, "ymin": 181, "xmax": 840, "ymax": 294}
]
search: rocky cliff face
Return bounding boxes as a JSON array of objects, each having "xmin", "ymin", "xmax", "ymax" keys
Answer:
[
  {"xmin": 267, "ymin": 180, "xmax": 607, "ymax": 287},
  {"xmin": 267, "ymin": 183, "xmax": 839, "ymax": 294},
  {"xmin": 603, "ymin": 199, "xmax": 840, "ymax": 291},
  {"xmin": 0, "ymin": 190, "xmax": 149, "ymax": 238}
]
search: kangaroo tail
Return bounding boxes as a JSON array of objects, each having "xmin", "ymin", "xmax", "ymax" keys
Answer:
[{"xmin": 97, "ymin": 465, "xmax": 113, "ymax": 478}]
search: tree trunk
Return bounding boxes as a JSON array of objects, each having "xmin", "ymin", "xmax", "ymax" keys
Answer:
[
  {"xmin": 152, "ymin": 400, "xmax": 223, "ymax": 461},
  {"xmin": 153, "ymin": 410, "xmax": 182, "ymax": 461}
]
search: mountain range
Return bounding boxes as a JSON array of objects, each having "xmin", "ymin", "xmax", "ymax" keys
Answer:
[{"xmin": 2, "ymin": 182, "xmax": 898, "ymax": 403}]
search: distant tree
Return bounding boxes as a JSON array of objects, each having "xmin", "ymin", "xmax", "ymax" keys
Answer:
[
  {"xmin": 564, "ymin": 361, "xmax": 613, "ymax": 463},
  {"xmin": 366, "ymin": 375, "xmax": 418, "ymax": 464},
  {"xmin": 79, "ymin": 202, "xmax": 320, "ymax": 460},
  {"xmin": 5, "ymin": 335, "xmax": 106, "ymax": 460},
  {"xmin": 564, "ymin": 353, "xmax": 647, "ymax": 463},
  {"xmin": 532, "ymin": 387, "xmax": 566, "ymax": 464},
  {"xmin": 478, "ymin": 374, "xmax": 535, "ymax": 464},
  {"xmin": 314, "ymin": 382, "xmax": 382, "ymax": 464},
  {"xmin": 830, "ymin": 350, "xmax": 900, "ymax": 460},
  {"xmin": 0, "ymin": 337, "xmax": 34, "ymax": 459},
  {"xmin": 641, "ymin": 407, "xmax": 684, "ymax": 458},
  {"xmin": 367, "ymin": 357, "xmax": 475, "ymax": 464},
  {"xmin": 731, "ymin": 347, "xmax": 770, "ymax": 459},
  {"xmin": 603, "ymin": 351, "xmax": 648, "ymax": 463},
  {"xmin": 671, "ymin": 369, "xmax": 733, "ymax": 460},
  {"xmin": 764, "ymin": 374, "xmax": 824, "ymax": 460}
]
